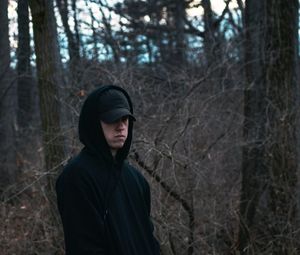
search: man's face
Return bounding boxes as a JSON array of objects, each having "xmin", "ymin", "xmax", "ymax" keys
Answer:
[{"xmin": 101, "ymin": 116, "xmax": 129, "ymax": 154}]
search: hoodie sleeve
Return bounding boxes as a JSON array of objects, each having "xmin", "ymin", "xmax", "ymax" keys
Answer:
[{"xmin": 56, "ymin": 171, "xmax": 107, "ymax": 255}]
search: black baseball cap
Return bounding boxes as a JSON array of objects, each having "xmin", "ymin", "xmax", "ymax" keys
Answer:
[{"xmin": 98, "ymin": 89, "xmax": 136, "ymax": 123}]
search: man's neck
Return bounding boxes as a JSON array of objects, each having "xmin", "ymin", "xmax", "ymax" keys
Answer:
[{"xmin": 111, "ymin": 149, "xmax": 117, "ymax": 158}]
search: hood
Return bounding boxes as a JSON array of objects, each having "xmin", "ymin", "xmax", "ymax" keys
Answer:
[{"xmin": 78, "ymin": 85, "xmax": 134, "ymax": 165}]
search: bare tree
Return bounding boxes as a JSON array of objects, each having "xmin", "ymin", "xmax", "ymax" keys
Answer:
[
  {"xmin": 0, "ymin": 0, "xmax": 17, "ymax": 190},
  {"xmin": 28, "ymin": 0, "xmax": 65, "ymax": 200},
  {"xmin": 239, "ymin": 0, "xmax": 299, "ymax": 253},
  {"xmin": 56, "ymin": 0, "xmax": 81, "ymax": 84},
  {"xmin": 56, "ymin": 0, "xmax": 80, "ymax": 62},
  {"xmin": 202, "ymin": 0, "xmax": 222, "ymax": 66},
  {"xmin": 165, "ymin": 0, "xmax": 187, "ymax": 65},
  {"xmin": 17, "ymin": 0, "xmax": 33, "ymax": 129}
]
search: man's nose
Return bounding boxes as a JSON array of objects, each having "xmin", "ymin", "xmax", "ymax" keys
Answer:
[{"xmin": 116, "ymin": 119, "xmax": 126, "ymax": 129}]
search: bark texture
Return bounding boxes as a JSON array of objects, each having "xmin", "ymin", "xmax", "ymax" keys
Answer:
[
  {"xmin": 239, "ymin": 0, "xmax": 298, "ymax": 253},
  {"xmin": 29, "ymin": 0, "xmax": 65, "ymax": 196},
  {"xmin": 0, "ymin": 0, "xmax": 17, "ymax": 190}
]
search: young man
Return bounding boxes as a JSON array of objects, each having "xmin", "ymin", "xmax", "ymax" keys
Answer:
[{"xmin": 56, "ymin": 85, "xmax": 160, "ymax": 255}]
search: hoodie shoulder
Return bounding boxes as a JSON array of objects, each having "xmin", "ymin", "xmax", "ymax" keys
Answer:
[{"xmin": 56, "ymin": 149, "xmax": 100, "ymax": 186}]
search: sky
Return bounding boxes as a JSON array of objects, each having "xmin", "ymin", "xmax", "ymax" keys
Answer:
[
  {"xmin": 7, "ymin": 0, "xmax": 242, "ymax": 62},
  {"xmin": 7, "ymin": 0, "xmax": 240, "ymax": 40}
]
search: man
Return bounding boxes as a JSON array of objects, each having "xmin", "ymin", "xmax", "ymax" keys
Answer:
[{"xmin": 56, "ymin": 85, "xmax": 160, "ymax": 255}]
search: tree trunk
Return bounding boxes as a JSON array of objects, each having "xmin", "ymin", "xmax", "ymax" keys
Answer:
[
  {"xmin": 97, "ymin": 0, "xmax": 121, "ymax": 64},
  {"xmin": 56, "ymin": 0, "xmax": 79, "ymax": 62},
  {"xmin": 263, "ymin": 1, "xmax": 298, "ymax": 252},
  {"xmin": 238, "ymin": 1, "xmax": 266, "ymax": 251},
  {"xmin": 28, "ymin": 0, "xmax": 65, "ymax": 198},
  {"xmin": 202, "ymin": 0, "xmax": 215, "ymax": 66},
  {"xmin": 0, "ymin": 0, "xmax": 10, "ymax": 77},
  {"xmin": 71, "ymin": 0, "xmax": 81, "ymax": 58},
  {"xmin": 89, "ymin": 8, "xmax": 99, "ymax": 60},
  {"xmin": 165, "ymin": 0, "xmax": 187, "ymax": 65},
  {"xmin": 202, "ymin": 0, "xmax": 221, "ymax": 67},
  {"xmin": 239, "ymin": 0, "xmax": 298, "ymax": 253},
  {"xmin": 56, "ymin": 0, "xmax": 81, "ymax": 87},
  {"xmin": 17, "ymin": 0, "xmax": 33, "ymax": 129},
  {"xmin": 173, "ymin": 0, "xmax": 186, "ymax": 65},
  {"xmin": 0, "ymin": 0, "xmax": 17, "ymax": 190}
]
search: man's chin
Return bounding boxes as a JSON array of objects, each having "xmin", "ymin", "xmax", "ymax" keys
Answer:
[{"xmin": 112, "ymin": 142, "xmax": 125, "ymax": 150}]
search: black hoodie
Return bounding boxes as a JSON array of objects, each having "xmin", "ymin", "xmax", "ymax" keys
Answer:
[{"xmin": 56, "ymin": 85, "xmax": 160, "ymax": 255}]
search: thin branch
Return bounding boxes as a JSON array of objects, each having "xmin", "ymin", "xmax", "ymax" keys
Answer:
[{"xmin": 133, "ymin": 152, "xmax": 192, "ymax": 214}]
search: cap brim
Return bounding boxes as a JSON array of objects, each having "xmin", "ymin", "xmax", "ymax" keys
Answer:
[{"xmin": 100, "ymin": 108, "xmax": 136, "ymax": 123}]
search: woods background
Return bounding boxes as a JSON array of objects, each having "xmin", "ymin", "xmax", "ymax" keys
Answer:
[{"xmin": 1, "ymin": 0, "xmax": 299, "ymax": 254}]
